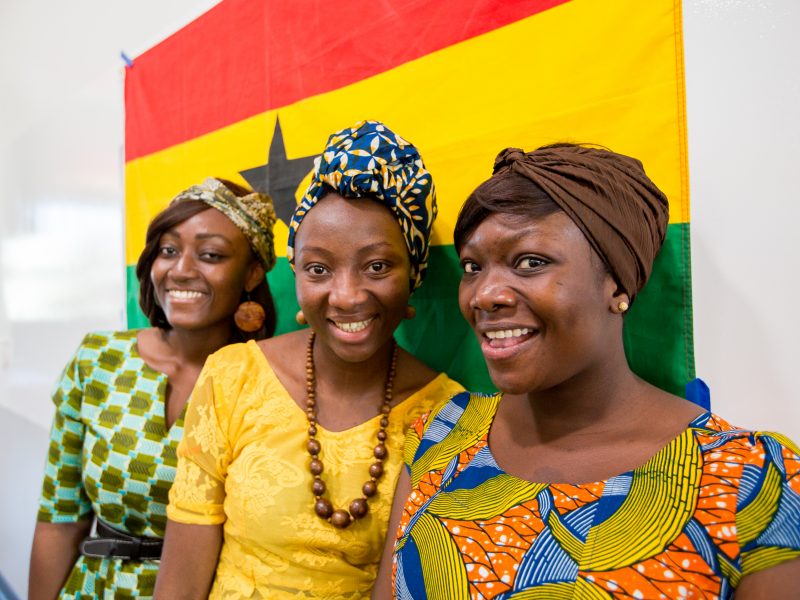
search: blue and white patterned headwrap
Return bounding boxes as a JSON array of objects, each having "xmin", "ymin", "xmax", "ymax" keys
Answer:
[{"xmin": 286, "ymin": 120, "xmax": 437, "ymax": 290}]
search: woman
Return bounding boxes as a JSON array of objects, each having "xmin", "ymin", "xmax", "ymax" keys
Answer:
[
  {"xmin": 29, "ymin": 178, "xmax": 278, "ymax": 599},
  {"xmin": 374, "ymin": 144, "xmax": 800, "ymax": 598},
  {"xmin": 155, "ymin": 121, "xmax": 464, "ymax": 599}
]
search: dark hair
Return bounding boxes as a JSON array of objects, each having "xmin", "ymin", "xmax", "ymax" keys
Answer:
[
  {"xmin": 135, "ymin": 183, "xmax": 276, "ymax": 342},
  {"xmin": 453, "ymin": 172, "xmax": 561, "ymax": 254}
]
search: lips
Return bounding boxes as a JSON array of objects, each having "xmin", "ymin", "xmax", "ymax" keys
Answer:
[{"xmin": 479, "ymin": 325, "xmax": 538, "ymax": 359}]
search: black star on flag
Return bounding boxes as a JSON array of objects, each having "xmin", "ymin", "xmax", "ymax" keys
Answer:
[{"xmin": 240, "ymin": 117, "xmax": 318, "ymax": 225}]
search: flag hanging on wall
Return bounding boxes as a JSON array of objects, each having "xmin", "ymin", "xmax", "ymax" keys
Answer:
[{"xmin": 125, "ymin": 0, "xmax": 693, "ymax": 395}]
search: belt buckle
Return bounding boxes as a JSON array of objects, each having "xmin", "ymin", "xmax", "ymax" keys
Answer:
[{"xmin": 80, "ymin": 538, "xmax": 126, "ymax": 559}]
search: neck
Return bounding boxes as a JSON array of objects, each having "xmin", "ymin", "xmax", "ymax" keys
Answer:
[
  {"xmin": 159, "ymin": 323, "xmax": 233, "ymax": 367},
  {"xmin": 514, "ymin": 344, "xmax": 645, "ymax": 443},
  {"xmin": 311, "ymin": 335, "xmax": 396, "ymax": 397}
]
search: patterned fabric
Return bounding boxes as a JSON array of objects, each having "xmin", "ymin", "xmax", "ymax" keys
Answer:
[
  {"xmin": 171, "ymin": 177, "xmax": 277, "ymax": 270},
  {"xmin": 168, "ymin": 341, "xmax": 463, "ymax": 599},
  {"xmin": 393, "ymin": 392, "xmax": 800, "ymax": 599},
  {"xmin": 37, "ymin": 330, "xmax": 184, "ymax": 599},
  {"xmin": 286, "ymin": 120, "xmax": 437, "ymax": 290}
]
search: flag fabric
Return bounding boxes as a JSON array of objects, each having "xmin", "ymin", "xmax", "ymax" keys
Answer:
[{"xmin": 125, "ymin": 0, "xmax": 693, "ymax": 395}]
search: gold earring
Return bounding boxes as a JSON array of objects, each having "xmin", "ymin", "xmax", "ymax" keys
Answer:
[
  {"xmin": 617, "ymin": 301, "xmax": 629, "ymax": 313},
  {"xmin": 296, "ymin": 310, "xmax": 307, "ymax": 325},
  {"xmin": 404, "ymin": 305, "xmax": 416, "ymax": 320}
]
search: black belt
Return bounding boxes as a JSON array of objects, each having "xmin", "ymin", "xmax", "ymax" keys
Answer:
[{"xmin": 79, "ymin": 519, "xmax": 163, "ymax": 561}]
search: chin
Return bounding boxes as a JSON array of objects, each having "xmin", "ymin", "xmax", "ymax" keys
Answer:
[{"xmin": 485, "ymin": 364, "xmax": 545, "ymax": 396}]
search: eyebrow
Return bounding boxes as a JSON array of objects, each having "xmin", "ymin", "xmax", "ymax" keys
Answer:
[
  {"xmin": 161, "ymin": 231, "xmax": 233, "ymax": 243},
  {"xmin": 299, "ymin": 241, "xmax": 397, "ymax": 255}
]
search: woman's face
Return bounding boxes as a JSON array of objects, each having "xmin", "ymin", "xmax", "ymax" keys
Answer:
[
  {"xmin": 458, "ymin": 211, "xmax": 621, "ymax": 395},
  {"xmin": 294, "ymin": 193, "xmax": 412, "ymax": 364},
  {"xmin": 151, "ymin": 207, "xmax": 264, "ymax": 333}
]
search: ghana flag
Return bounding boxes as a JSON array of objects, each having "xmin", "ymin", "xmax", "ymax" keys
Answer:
[{"xmin": 125, "ymin": 0, "xmax": 693, "ymax": 395}]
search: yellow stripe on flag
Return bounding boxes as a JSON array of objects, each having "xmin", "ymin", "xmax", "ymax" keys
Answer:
[{"xmin": 126, "ymin": 0, "xmax": 686, "ymax": 263}]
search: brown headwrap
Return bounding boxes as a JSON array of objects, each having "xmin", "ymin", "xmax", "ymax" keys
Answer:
[{"xmin": 493, "ymin": 145, "xmax": 669, "ymax": 300}]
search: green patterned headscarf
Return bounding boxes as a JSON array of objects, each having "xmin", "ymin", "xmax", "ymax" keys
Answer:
[
  {"xmin": 286, "ymin": 120, "xmax": 437, "ymax": 290},
  {"xmin": 171, "ymin": 177, "xmax": 277, "ymax": 271}
]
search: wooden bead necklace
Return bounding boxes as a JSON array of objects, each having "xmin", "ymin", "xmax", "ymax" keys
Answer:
[{"xmin": 305, "ymin": 331, "xmax": 397, "ymax": 529}]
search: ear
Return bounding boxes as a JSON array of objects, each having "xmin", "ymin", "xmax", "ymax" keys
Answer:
[
  {"xmin": 244, "ymin": 261, "xmax": 266, "ymax": 293},
  {"xmin": 609, "ymin": 284, "xmax": 630, "ymax": 315}
]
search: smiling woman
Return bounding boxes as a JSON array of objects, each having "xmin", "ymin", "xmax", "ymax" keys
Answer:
[
  {"xmin": 28, "ymin": 178, "xmax": 277, "ymax": 600},
  {"xmin": 155, "ymin": 121, "xmax": 464, "ymax": 599},
  {"xmin": 373, "ymin": 144, "xmax": 800, "ymax": 599}
]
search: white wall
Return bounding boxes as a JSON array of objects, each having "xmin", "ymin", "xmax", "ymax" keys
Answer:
[
  {"xmin": 0, "ymin": 1, "xmax": 220, "ymax": 594},
  {"xmin": 684, "ymin": 0, "xmax": 800, "ymax": 436},
  {"xmin": 0, "ymin": 0, "xmax": 797, "ymax": 595}
]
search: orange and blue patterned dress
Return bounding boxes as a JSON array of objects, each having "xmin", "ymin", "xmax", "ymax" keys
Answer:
[{"xmin": 392, "ymin": 392, "xmax": 800, "ymax": 599}]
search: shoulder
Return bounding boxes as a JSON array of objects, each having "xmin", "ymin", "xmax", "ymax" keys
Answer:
[
  {"xmin": 692, "ymin": 412, "xmax": 800, "ymax": 453},
  {"xmin": 256, "ymin": 330, "xmax": 307, "ymax": 371},
  {"xmin": 693, "ymin": 415, "xmax": 800, "ymax": 576},
  {"xmin": 204, "ymin": 339, "xmax": 270, "ymax": 377},
  {"xmin": 407, "ymin": 391, "xmax": 500, "ymax": 458},
  {"xmin": 692, "ymin": 412, "xmax": 800, "ymax": 483},
  {"xmin": 419, "ymin": 391, "xmax": 499, "ymax": 437},
  {"xmin": 64, "ymin": 329, "xmax": 139, "ymax": 376},
  {"xmin": 75, "ymin": 329, "xmax": 137, "ymax": 355}
]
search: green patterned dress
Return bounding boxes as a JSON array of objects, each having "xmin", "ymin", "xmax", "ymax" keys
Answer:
[{"xmin": 37, "ymin": 330, "xmax": 184, "ymax": 599}]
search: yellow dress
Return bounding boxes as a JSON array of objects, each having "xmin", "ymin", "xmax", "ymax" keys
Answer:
[{"xmin": 168, "ymin": 340, "xmax": 463, "ymax": 599}]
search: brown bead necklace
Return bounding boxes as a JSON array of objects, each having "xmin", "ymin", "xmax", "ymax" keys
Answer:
[{"xmin": 305, "ymin": 331, "xmax": 397, "ymax": 529}]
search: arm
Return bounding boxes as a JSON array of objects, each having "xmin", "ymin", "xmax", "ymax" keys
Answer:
[
  {"xmin": 30, "ymin": 343, "xmax": 92, "ymax": 599},
  {"xmin": 156, "ymin": 359, "xmax": 230, "ymax": 598},
  {"xmin": 28, "ymin": 520, "xmax": 92, "ymax": 600},
  {"xmin": 372, "ymin": 467, "xmax": 411, "ymax": 600},
  {"xmin": 154, "ymin": 520, "xmax": 223, "ymax": 599},
  {"xmin": 735, "ymin": 558, "xmax": 800, "ymax": 599}
]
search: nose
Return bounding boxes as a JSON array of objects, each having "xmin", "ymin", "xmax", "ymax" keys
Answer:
[
  {"xmin": 171, "ymin": 252, "xmax": 198, "ymax": 280},
  {"xmin": 329, "ymin": 270, "xmax": 369, "ymax": 310},
  {"xmin": 469, "ymin": 271, "xmax": 515, "ymax": 312}
]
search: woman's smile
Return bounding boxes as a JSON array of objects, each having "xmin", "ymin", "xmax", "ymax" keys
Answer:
[
  {"xmin": 330, "ymin": 316, "xmax": 376, "ymax": 334},
  {"xmin": 166, "ymin": 289, "xmax": 208, "ymax": 301},
  {"xmin": 479, "ymin": 326, "xmax": 538, "ymax": 361}
]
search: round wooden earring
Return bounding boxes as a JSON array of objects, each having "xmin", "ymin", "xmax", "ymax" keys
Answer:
[{"xmin": 234, "ymin": 300, "xmax": 266, "ymax": 332}]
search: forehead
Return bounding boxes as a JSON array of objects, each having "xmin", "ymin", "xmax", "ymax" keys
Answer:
[
  {"xmin": 295, "ymin": 193, "xmax": 406, "ymax": 249},
  {"xmin": 463, "ymin": 211, "xmax": 590, "ymax": 252},
  {"xmin": 164, "ymin": 206, "xmax": 243, "ymax": 240}
]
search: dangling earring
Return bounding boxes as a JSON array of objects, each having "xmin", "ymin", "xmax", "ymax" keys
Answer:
[
  {"xmin": 296, "ymin": 310, "xmax": 307, "ymax": 325},
  {"xmin": 234, "ymin": 292, "xmax": 266, "ymax": 332},
  {"xmin": 404, "ymin": 305, "xmax": 416, "ymax": 320},
  {"xmin": 616, "ymin": 300, "xmax": 629, "ymax": 314}
]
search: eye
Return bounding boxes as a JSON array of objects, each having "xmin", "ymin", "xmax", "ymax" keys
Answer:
[
  {"xmin": 200, "ymin": 251, "xmax": 224, "ymax": 262},
  {"xmin": 367, "ymin": 261, "xmax": 388, "ymax": 274},
  {"xmin": 516, "ymin": 256, "xmax": 547, "ymax": 270},
  {"xmin": 461, "ymin": 260, "xmax": 480, "ymax": 274},
  {"xmin": 158, "ymin": 246, "xmax": 178, "ymax": 257},
  {"xmin": 306, "ymin": 263, "xmax": 328, "ymax": 276}
]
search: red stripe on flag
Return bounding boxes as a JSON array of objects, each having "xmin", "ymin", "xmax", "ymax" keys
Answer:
[{"xmin": 125, "ymin": 0, "xmax": 571, "ymax": 161}]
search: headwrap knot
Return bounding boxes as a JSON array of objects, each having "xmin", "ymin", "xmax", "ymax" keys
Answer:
[
  {"xmin": 492, "ymin": 144, "xmax": 669, "ymax": 300},
  {"xmin": 170, "ymin": 178, "xmax": 277, "ymax": 271},
  {"xmin": 287, "ymin": 120, "xmax": 437, "ymax": 290},
  {"xmin": 493, "ymin": 147, "xmax": 526, "ymax": 172}
]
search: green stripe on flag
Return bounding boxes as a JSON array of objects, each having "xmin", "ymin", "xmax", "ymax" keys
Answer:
[
  {"xmin": 126, "ymin": 223, "xmax": 692, "ymax": 396},
  {"xmin": 623, "ymin": 222, "xmax": 694, "ymax": 397}
]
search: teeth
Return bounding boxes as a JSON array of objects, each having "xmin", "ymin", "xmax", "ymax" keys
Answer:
[
  {"xmin": 168, "ymin": 290, "xmax": 205, "ymax": 299},
  {"xmin": 334, "ymin": 318, "xmax": 373, "ymax": 333},
  {"xmin": 486, "ymin": 328, "xmax": 531, "ymax": 340}
]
